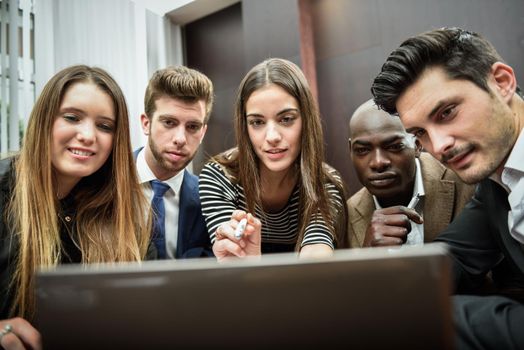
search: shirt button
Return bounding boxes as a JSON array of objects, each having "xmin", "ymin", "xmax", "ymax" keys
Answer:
[{"xmin": 64, "ymin": 216, "xmax": 71, "ymax": 222}]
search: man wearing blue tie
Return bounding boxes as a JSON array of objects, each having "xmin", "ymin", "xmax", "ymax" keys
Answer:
[{"xmin": 136, "ymin": 66, "xmax": 214, "ymax": 259}]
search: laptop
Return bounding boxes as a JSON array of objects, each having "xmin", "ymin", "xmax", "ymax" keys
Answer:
[{"xmin": 35, "ymin": 243, "xmax": 454, "ymax": 349}]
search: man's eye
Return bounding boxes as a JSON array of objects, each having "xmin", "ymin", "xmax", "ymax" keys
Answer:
[
  {"xmin": 388, "ymin": 143, "xmax": 404, "ymax": 151},
  {"xmin": 413, "ymin": 129, "xmax": 426, "ymax": 138},
  {"xmin": 187, "ymin": 124, "xmax": 202, "ymax": 132},
  {"xmin": 441, "ymin": 105, "xmax": 456, "ymax": 120},
  {"xmin": 354, "ymin": 148, "xmax": 369, "ymax": 155}
]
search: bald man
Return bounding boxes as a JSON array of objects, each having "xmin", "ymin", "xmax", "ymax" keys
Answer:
[{"xmin": 347, "ymin": 100, "xmax": 474, "ymax": 248}]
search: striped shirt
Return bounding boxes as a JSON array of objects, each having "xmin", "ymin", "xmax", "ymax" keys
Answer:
[{"xmin": 199, "ymin": 161, "xmax": 344, "ymax": 251}]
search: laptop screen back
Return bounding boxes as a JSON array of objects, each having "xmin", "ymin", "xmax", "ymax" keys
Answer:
[{"xmin": 35, "ymin": 243, "xmax": 453, "ymax": 349}]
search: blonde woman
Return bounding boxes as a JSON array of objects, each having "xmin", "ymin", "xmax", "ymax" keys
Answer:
[
  {"xmin": 199, "ymin": 58, "xmax": 347, "ymax": 261},
  {"xmin": 0, "ymin": 65, "xmax": 150, "ymax": 349}
]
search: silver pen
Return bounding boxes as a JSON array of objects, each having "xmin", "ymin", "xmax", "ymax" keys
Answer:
[
  {"xmin": 409, "ymin": 194, "xmax": 421, "ymax": 210},
  {"xmin": 234, "ymin": 218, "xmax": 247, "ymax": 239}
]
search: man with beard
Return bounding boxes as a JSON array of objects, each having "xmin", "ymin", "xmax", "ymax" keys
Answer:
[
  {"xmin": 347, "ymin": 99, "xmax": 474, "ymax": 248},
  {"xmin": 372, "ymin": 27, "xmax": 524, "ymax": 349},
  {"xmin": 136, "ymin": 66, "xmax": 214, "ymax": 259}
]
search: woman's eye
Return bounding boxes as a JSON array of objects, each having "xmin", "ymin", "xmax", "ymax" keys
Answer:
[
  {"xmin": 63, "ymin": 114, "xmax": 79, "ymax": 122},
  {"xmin": 248, "ymin": 119, "xmax": 264, "ymax": 127},
  {"xmin": 280, "ymin": 115, "xmax": 297, "ymax": 125},
  {"xmin": 97, "ymin": 123, "xmax": 115, "ymax": 132}
]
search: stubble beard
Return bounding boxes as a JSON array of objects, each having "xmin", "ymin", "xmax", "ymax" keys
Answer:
[{"xmin": 149, "ymin": 137, "xmax": 193, "ymax": 176}]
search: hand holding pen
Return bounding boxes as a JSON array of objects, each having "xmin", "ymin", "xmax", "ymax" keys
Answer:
[
  {"xmin": 363, "ymin": 204, "xmax": 423, "ymax": 247},
  {"xmin": 213, "ymin": 210, "xmax": 262, "ymax": 261}
]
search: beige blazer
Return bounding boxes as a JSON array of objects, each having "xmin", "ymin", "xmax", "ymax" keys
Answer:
[{"xmin": 347, "ymin": 152, "xmax": 476, "ymax": 247}]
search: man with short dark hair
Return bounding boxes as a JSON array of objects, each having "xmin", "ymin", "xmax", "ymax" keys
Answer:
[
  {"xmin": 372, "ymin": 27, "xmax": 524, "ymax": 349},
  {"xmin": 347, "ymin": 99, "xmax": 473, "ymax": 248}
]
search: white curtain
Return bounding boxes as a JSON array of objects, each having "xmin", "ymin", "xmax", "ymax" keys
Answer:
[{"xmin": 34, "ymin": 0, "xmax": 183, "ymax": 149}]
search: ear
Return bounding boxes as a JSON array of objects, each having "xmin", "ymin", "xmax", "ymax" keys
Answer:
[
  {"xmin": 414, "ymin": 138, "xmax": 423, "ymax": 158},
  {"xmin": 348, "ymin": 138, "xmax": 352, "ymax": 155},
  {"xmin": 491, "ymin": 62, "xmax": 517, "ymax": 103},
  {"xmin": 199, "ymin": 124, "xmax": 208, "ymax": 144},
  {"xmin": 140, "ymin": 114, "xmax": 151, "ymax": 135}
]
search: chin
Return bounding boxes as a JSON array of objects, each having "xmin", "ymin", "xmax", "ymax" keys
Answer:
[
  {"xmin": 455, "ymin": 164, "xmax": 494, "ymax": 185},
  {"xmin": 369, "ymin": 187, "xmax": 399, "ymax": 198}
]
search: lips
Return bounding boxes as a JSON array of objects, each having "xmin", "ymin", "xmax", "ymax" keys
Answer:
[
  {"xmin": 265, "ymin": 148, "xmax": 287, "ymax": 160},
  {"xmin": 266, "ymin": 148, "xmax": 286, "ymax": 154},
  {"xmin": 166, "ymin": 151, "xmax": 187, "ymax": 162},
  {"xmin": 68, "ymin": 148, "xmax": 95, "ymax": 157},
  {"xmin": 443, "ymin": 145, "xmax": 475, "ymax": 170},
  {"xmin": 368, "ymin": 173, "xmax": 397, "ymax": 187}
]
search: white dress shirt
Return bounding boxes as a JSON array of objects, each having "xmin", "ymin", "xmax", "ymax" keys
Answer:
[
  {"xmin": 500, "ymin": 129, "xmax": 524, "ymax": 247},
  {"xmin": 136, "ymin": 148, "xmax": 184, "ymax": 259}
]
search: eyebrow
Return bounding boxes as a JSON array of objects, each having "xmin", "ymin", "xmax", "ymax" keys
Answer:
[
  {"xmin": 59, "ymin": 107, "xmax": 115, "ymax": 121},
  {"xmin": 158, "ymin": 114, "xmax": 202, "ymax": 122},
  {"xmin": 246, "ymin": 107, "xmax": 299, "ymax": 118},
  {"xmin": 380, "ymin": 135, "xmax": 404, "ymax": 145},
  {"xmin": 59, "ymin": 107, "xmax": 86, "ymax": 116},
  {"xmin": 427, "ymin": 100, "xmax": 447, "ymax": 120},
  {"xmin": 352, "ymin": 134, "xmax": 404, "ymax": 146},
  {"xmin": 405, "ymin": 99, "xmax": 447, "ymax": 134}
]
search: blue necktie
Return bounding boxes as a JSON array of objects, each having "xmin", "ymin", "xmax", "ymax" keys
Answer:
[{"xmin": 151, "ymin": 180, "xmax": 171, "ymax": 259}]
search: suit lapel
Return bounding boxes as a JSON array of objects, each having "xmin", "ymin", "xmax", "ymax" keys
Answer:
[
  {"xmin": 420, "ymin": 154, "xmax": 455, "ymax": 241},
  {"xmin": 177, "ymin": 170, "xmax": 198, "ymax": 258},
  {"xmin": 489, "ymin": 181, "xmax": 524, "ymax": 273},
  {"xmin": 350, "ymin": 190, "xmax": 375, "ymax": 247}
]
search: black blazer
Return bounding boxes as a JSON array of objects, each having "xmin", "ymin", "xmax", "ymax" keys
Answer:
[{"xmin": 435, "ymin": 178, "xmax": 524, "ymax": 295}]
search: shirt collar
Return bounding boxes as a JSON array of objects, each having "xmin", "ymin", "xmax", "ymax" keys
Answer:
[
  {"xmin": 489, "ymin": 128, "xmax": 524, "ymax": 192},
  {"xmin": 373, "ymin": 157, "xmax": 425, "ymax": 209},
  {"xmin": 504, "ymin": 128, "xmax": 524, "ymax": 174},
  {"xmin": 136, "ymin": 148, "xmax": 184, "ymax": 194}
]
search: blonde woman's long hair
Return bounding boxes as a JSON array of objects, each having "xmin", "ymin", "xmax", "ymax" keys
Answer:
[
  {"xmin": 7, "ymin": 65, "xmax": 151, "ymax": 318},
  {"xmin": 215, "ymin": 58, "xmax": 347, "ymax": 250}
]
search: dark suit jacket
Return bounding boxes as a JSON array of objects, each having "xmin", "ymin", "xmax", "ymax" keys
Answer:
[
  {"xmin": 437, "ymin": 179, "xmax": 524, "ymax": 349},
  {"xmin": 176, "ymin": 170, "xmax": 213, "ymax": 258},
  {"xmin": 134, "ymin": 148, "xmax": 213, "ymax": 259},
  {"xmin": 347, "ymin": 152, "xmax": 475, "ymax": 247},
  {"xmin": 435, "ymin": 178, "xmax": 524, "ymax": 295}
]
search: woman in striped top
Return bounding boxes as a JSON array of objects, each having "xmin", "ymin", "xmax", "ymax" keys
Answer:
[{"xmin": 199, "ymin": 58, "xmax": 347, "ymax": 261}]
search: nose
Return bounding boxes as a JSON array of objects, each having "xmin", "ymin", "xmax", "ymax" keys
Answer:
[
  {"xmin": 369, "ymin": 149, "xmax": 391, "ymax": 172},
  {"xmin": 427, "ymin": 128, "xmax": 454, "ymax": 161},
  {"xmin": 172, "ymin": 125, "xmax": 187, "ymax": 147},
  {"xmin": 76, "ymin": 121, "xmax": 96, "ymax": 144},
  {"xmin": 265, "ymin": 122, "xmax": 282, "ymax": 145}
]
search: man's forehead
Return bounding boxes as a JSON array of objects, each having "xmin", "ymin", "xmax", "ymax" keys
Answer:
[
  {"xmin": 396, "ymin": 67, "xmax": 452, "ymax": 120},
  {"xmin": 352, "ymin": 129, "xmax": 408, "ymax": 144}
]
